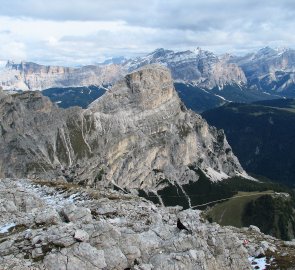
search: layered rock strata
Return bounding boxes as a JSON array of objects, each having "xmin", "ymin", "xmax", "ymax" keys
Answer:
[{"xmin": 0, "ymin": 65, "xmax": 247, "ymax": 192}]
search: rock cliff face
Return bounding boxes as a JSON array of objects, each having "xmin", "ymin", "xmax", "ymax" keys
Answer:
[
  {"xmin": 0, "ymin": 65, "xmax": 247, "ymax": 192},
  {"xmin": 0, "ymin": 61, "xmax": 123, "ymax": 91}
]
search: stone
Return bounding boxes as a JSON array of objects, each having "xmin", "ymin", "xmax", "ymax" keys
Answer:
[
  {"xmin": 254, "ymin": 247, "xmax": 265, "ymax": 257},
  {"xmin": 249, "ymin": 225, "xmax": 261, "ymax": 233},
  {"xmin": 284, "ymin": 241, "xmax": 295, "ymax": 247},
  {"xmin": 103, "ymin": 246, "xmax": 128, "ymax": 270},
  {"xmin": 32, "ymin": 247, "xmax": 44, "ymax": 259},
  {"xmin": 134, "ymin": 264, "xmax": 154, "ymax": 270},
  {"xmin": 123, "ymin": 245, "xmax": 141, "ymax": 262},
  {"xmin": 44, "ymin": 243, "xmax": 107, "ymax": 270},
  {"xmin": 61, "ymin": 204, "xmax": 92, "ymax": 224},
  {"xmin": 74, "ymin": 229, "xmax": 89, "ymax": 242},
  {"xmin": 35, "ymin": 208, "xmax": 60, "ymax": 225}
]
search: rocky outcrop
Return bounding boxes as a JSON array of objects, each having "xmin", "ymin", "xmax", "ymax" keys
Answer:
[
  {"xmin": 0, "ymin": 65, "xmax": 247, "ymax": 192},
  {"xmin": 0, "ymin": 61, "xmax": 123, "ymax": 91},
  {"xmin": 0, "ymin": 178, "xmax": 254, "ymax": 270}
]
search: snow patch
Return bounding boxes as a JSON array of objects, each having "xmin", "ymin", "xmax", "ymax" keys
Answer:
[
  {"xmin": 204, "ymin": 167, "xmax": 229, "ymax": 182},
  {"xmin": 0, "ymin": 222, "xmax": 16, "ymax": 233},
  {"xmin": 214, "ymin": 94, "xmax": 231, "ymax": 102},
  {"xmin": 199, "ymin": 88, "xmax": 210, "ymax": 94},
  {"xmin": 236, "ymin": 171, "xmax": 257, "ymax": 181},
  {"xmin": 248, "ymin": 256, "xmax": 273, "ymax": 269},
  {"xmin": 17, "ymin": 180, "xmax": 84, "ymax": 209},
  {"xmin": 109, "ymin": 217, "xmax": 127, "ymax": 224}
]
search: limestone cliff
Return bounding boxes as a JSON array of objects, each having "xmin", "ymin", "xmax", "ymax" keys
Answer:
[
  {"xmin": 0, "ymin": 65, "xmax": 248, "ymax": 192},
  {"xmin": 0, "ymin": 61, "xmax": 123, "ymax": 91}
]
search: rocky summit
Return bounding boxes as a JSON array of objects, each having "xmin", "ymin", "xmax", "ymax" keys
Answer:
[
  {"xmin": 0, "ymin": 178, "xmax": 256, "ymax": 270},
  {"xmin": 2, "ymin": 178, "xmax": 295, "ymax": 270},
  {"xmin": 0, "ymin": 65, "xmax": 247, "ymax": 193}
]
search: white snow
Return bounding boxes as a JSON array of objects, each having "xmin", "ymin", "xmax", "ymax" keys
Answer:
[
  {"xmin": 214, "ymin": 94, "xmax": 231, "ymax": 102},
  {"xmin": 0, "ymin": 222, "xmax": 16, "ymax": 233},
  {"xmin": 199, "ymin": 88, "xmax": 210, "ymax": 94},
  {"xmin": 236, "ymin": 171, "xmax": 257, "ymax": 181},
  {"xmin": 248, "ymin": 256, "xmax": 273, "ymax": 269},
  {"xmin": 17, "ymin": 180, "xmax": 84, "ymax": 209},
  {"xmin": 204, "ymin": 167, "xmax": 229, "ymax": 182},
  {"xmin": 109, "ymin": 217, "xmax": 127, "ymax": 224}
]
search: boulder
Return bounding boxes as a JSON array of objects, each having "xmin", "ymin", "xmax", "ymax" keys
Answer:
[
  {"xmin": 61, "ymin": 204, "xmax": 92, "ymax": 224},
  {"xmin": 74, "ymin": 229, "xmax": 89, "ymax": 242}
]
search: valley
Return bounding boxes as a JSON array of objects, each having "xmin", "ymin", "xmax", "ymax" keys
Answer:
[{"xmin": 202, "ymin": 99, "xmax": 295, "ymax": 186}]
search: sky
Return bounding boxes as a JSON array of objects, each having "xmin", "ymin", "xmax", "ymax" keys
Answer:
[{"xmin": 0, "ymin": 0, "xmax": 295, "ymax": 66}]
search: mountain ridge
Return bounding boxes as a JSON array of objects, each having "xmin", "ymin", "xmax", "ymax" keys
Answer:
[{"xmin": 0, "ymin": 65, "xmax": 249, "ymax": 193}]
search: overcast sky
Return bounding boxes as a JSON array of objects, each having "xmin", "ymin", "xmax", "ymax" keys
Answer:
[{"xmin": 0, "ymin": 0, "xmax": 295, "ymax": 66}]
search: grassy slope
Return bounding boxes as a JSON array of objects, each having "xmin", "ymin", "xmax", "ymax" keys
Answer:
[{"xmin": 206, "ymin": 191, "xmax": 274, "ymax": 227}]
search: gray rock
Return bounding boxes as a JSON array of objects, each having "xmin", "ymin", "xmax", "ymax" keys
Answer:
[
  {"xmin": 284, "ymin": 241, "xmax": 295, "ymax": 247},
  {"xmin": 44, "ymin": 243, "xmax": 106, "ymax": 270},
  {"xmin": 249, "ymin": 225, "xmax": 261, "ymax": 233},
  {"xmin": 254, "ymin": 247, "xmax": 265, "ymax": 257},
  {"xmin": 0, "ymin": 178, "xmax": 257, "ymax": 270},
  {"xmin": 35, "ymin": 208, "xmax": 60, "ymax": 225},
  {"xmin": 31, "ymin": 247, "xmax": 44, "ymax": 259},
  {"xmin": 104, "ymin": 246, "xmax": 128, "ymax": 270},
  {"xmin": 61, "ymin": 204, "xmax": 92, "ymax": 224},
  {"xmin": 74, "ymin": 229, "xmax": 89, "ymax": 242}
]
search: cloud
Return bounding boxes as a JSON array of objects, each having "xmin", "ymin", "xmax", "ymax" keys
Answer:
[{"xmin": 0, "ymin": 0, "xmax": 295, "ymax": 65}]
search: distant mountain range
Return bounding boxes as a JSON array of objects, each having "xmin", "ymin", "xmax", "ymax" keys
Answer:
[
  {"xmin": 2, "ymin": 46, "xmax": 295, "ymax": 111},
  {"xmin": 229, "ymin": 47, "xmax": 295, "ymax": 96}
]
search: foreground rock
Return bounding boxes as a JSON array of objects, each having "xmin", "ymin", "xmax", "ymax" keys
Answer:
[{"xmin": 0, "ymin": 178, "xmax": 255, "ymax": 270}]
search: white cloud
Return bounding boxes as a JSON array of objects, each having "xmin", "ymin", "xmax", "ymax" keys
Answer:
[{"xmin": 0, "ymin": 1, "xmax": 295, "ymax": 65}]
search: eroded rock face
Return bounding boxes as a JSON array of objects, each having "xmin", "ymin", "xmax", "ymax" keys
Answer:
[
  {"xmin": 0, "ymin": 178, "xmax": 252, "ymax": 270},
  {"xmin": 0, "ymin": 61, "xmax": 123, "ymax": 91},
  {"xmin": 0, "ymin": 65, "xmax": 247, "ymax": 191},
  {"xmin": 0, "ymin": 66, "xmax": 246, "ymax": 189}
]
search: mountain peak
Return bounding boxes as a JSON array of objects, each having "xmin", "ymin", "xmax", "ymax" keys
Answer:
[{"xmin": 90, "ymin": 64, "xmax": 176, "ymax": 113}]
